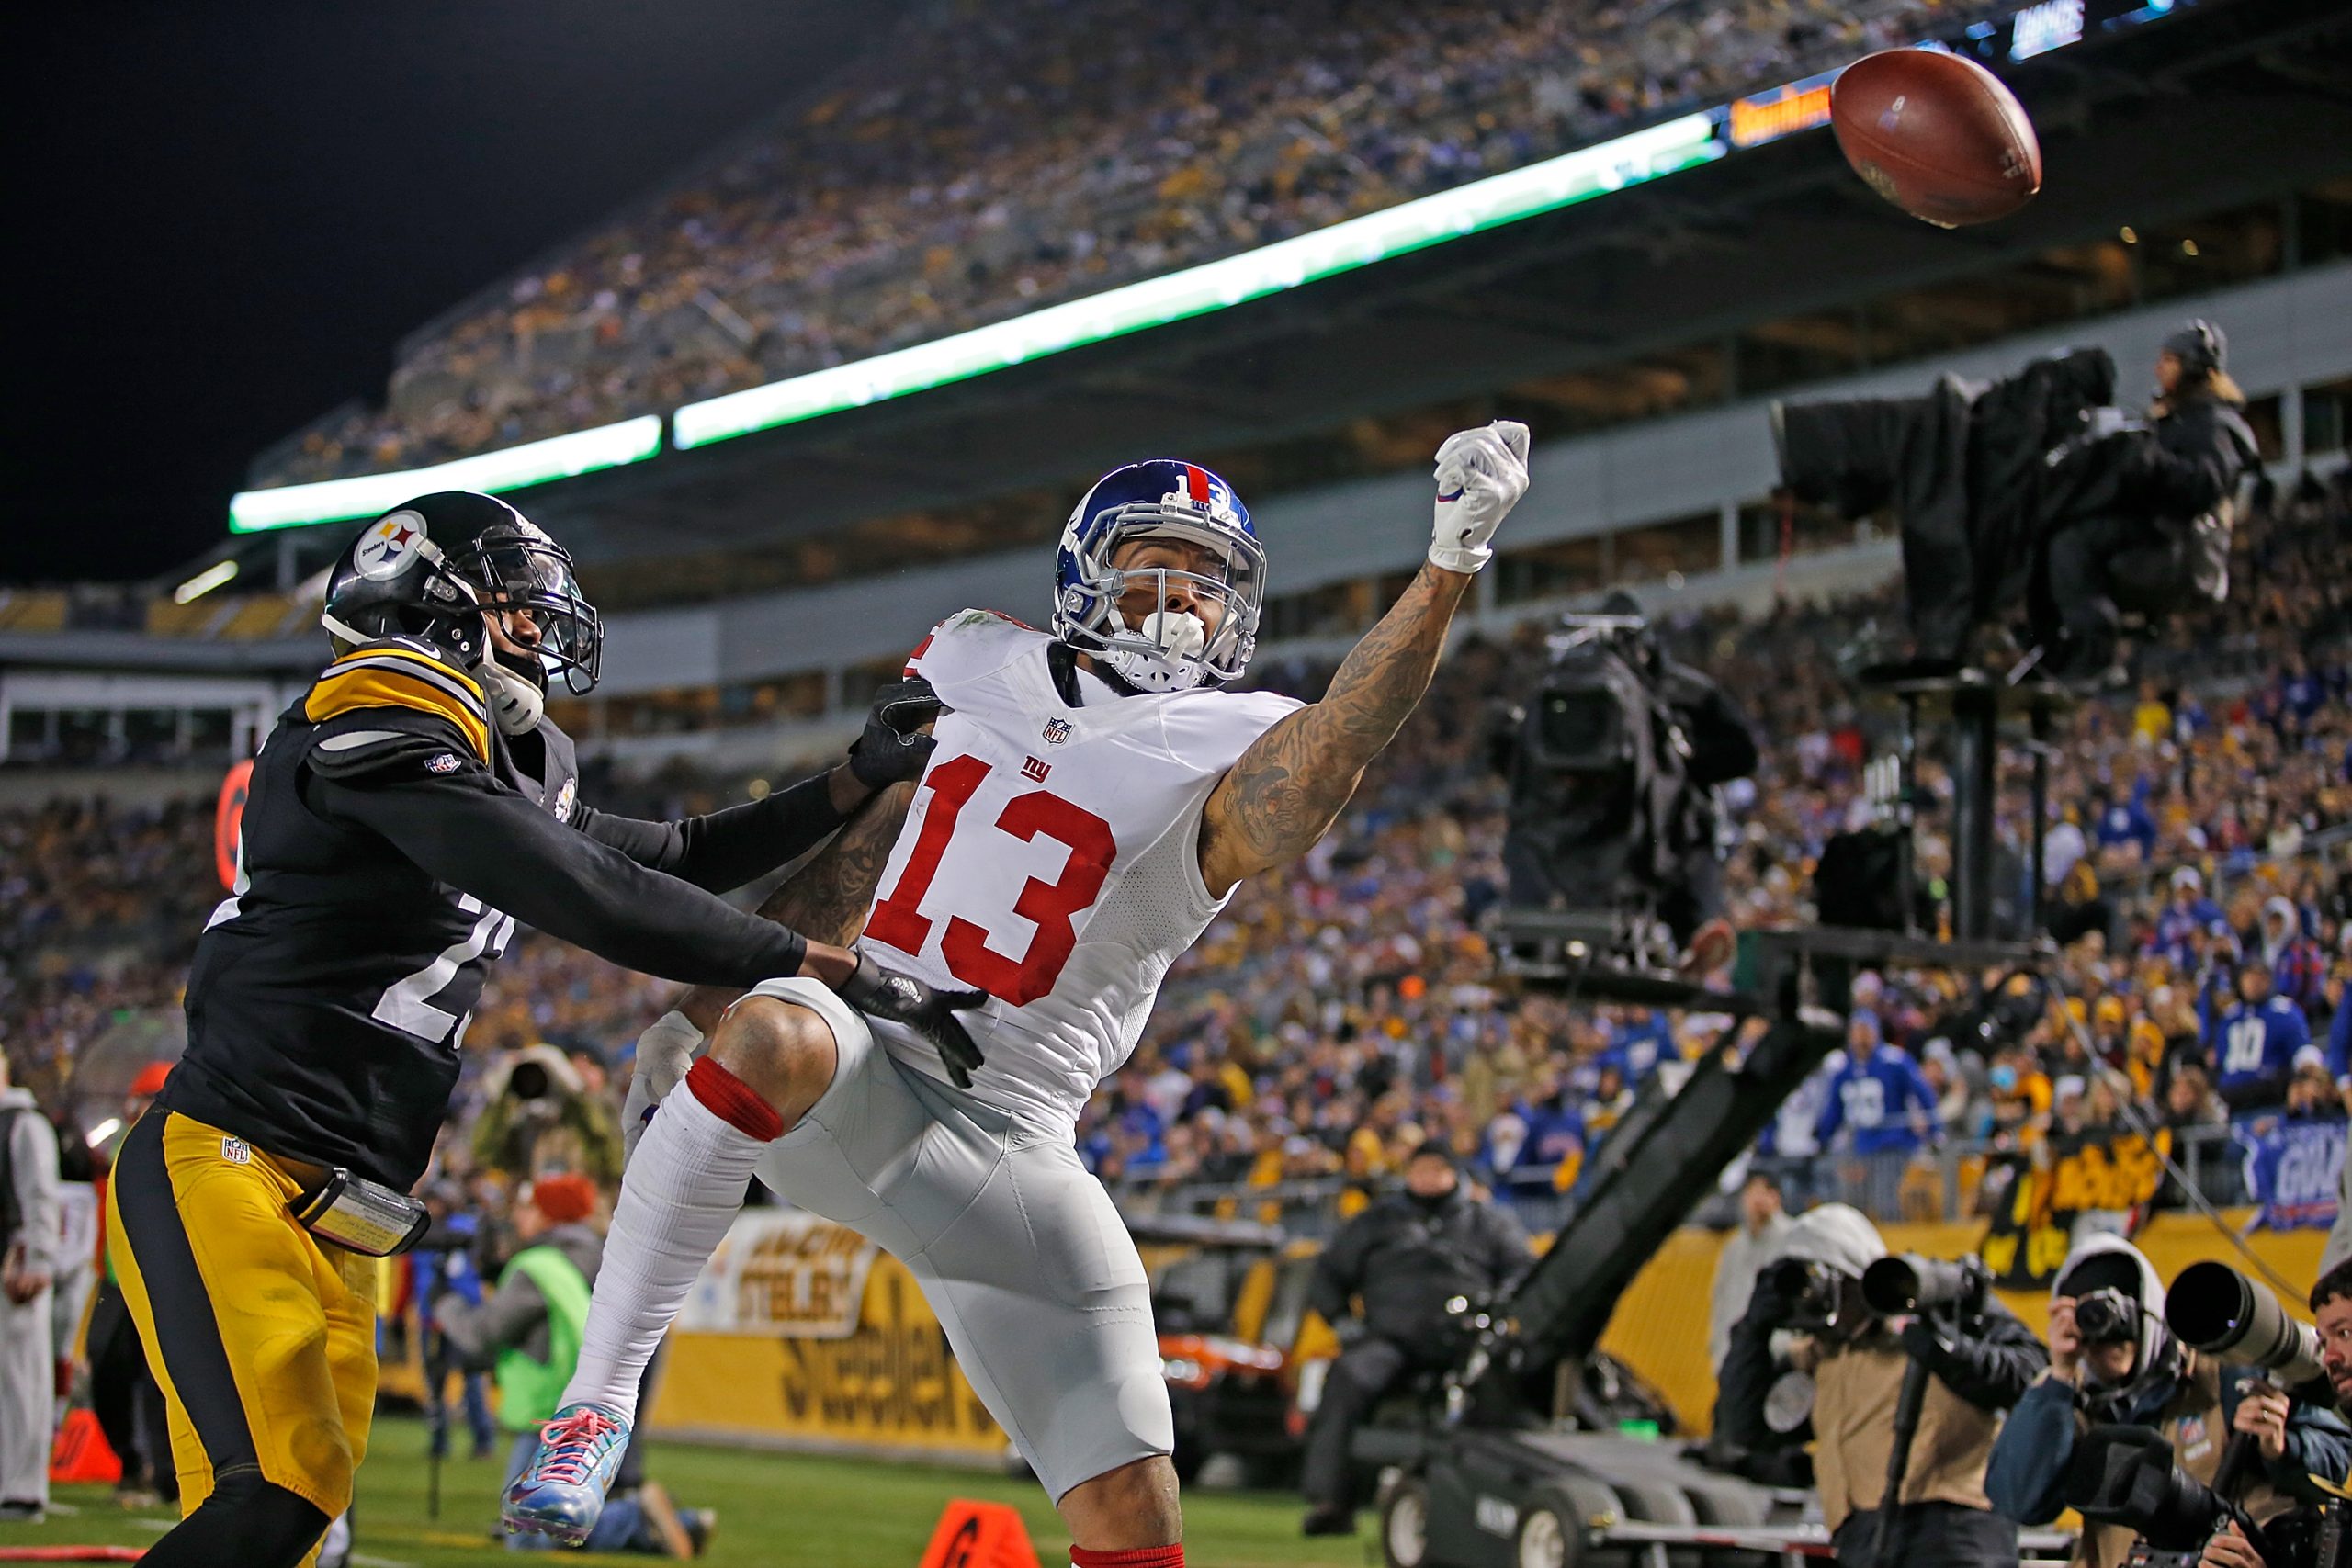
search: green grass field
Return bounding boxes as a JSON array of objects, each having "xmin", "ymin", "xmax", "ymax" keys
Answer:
[{"xmin": 0, "ymin": 1416, "xmax": 1372, "ymax": 1567}]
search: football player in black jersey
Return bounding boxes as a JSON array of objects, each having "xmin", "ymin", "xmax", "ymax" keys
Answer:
[{"xmin": 105, "ymin": 491, "xmax": 980, "ymax": 1568}]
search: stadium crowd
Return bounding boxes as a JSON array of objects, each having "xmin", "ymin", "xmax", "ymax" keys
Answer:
[
  {"xmin": 4, "ymin": 470, "xmax": 2350, "ymax": 1242},
  {"xmin": 260, "ymin": 0, "xmax": 2003, "ymax": 487},
  {"xmin": 1082, "ymin": 467, "xmax": 2352, "ymax": 1223}
]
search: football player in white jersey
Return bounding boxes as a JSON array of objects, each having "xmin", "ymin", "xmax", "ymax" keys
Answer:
[{"xmin": 504, "ymin": 423, "xmax": 1532, "ymax": 1564}]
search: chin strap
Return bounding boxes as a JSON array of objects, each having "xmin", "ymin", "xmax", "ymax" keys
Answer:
[{"xmin": 479, "ymin": 659, "xmax": 546, "ymax": 735}]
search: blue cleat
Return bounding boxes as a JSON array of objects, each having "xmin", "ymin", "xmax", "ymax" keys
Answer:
[{"xmin": 501, "ymin": 1402, "xmax": 631, "ymax": 1545}]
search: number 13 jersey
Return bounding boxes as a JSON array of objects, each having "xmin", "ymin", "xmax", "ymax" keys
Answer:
[{"xmin": 867, "ymin": 609, "xmax": 1301, "ymax": 1131}]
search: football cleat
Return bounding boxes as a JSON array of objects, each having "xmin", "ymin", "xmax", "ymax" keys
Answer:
[{"xmin": 501, "ymin": 1402, "xmax": 631, "ymax": 1544}]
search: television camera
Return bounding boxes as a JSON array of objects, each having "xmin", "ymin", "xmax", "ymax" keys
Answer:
[{"xmin": 1495, "ymin": 601, "xmax": 1753, "ymax": 972}]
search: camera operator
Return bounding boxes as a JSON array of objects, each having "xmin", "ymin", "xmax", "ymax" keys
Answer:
[
  {"xmin": 1301, "ymin": 1145, "xmax": 1534, "ymax": 1536},
  {"xmin": 2039, "ymin": 320, "xmax": 2256, "ymax": 682},
  {"xmin": 1986, "ymin": 1236, "xmax": 2351, "ymax": 1567},
  {"xmin": 1713, "ymin": 1204, "xmax": 2044, "ymax": 1567}
]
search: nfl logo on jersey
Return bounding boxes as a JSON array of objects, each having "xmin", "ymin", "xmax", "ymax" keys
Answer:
[{"xmin": 1042, "ymin": 717, "xmax": 1072, "ymax": 745}]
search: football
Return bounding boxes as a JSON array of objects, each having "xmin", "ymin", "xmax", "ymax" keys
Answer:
[{"xmin": 1829, "ymin": 49, "xmax": 2041, "ymax": 227}]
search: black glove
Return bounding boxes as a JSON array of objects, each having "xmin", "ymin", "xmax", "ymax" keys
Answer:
[
  {"xmin": 1333, "ymin": 1317, "xmax": 1368, "ymax": 1348},
  {"xmin": 848, "ymin": 677, "xmax": 944, "ymax": 790},
  {"xmin": 837, "ymin": 949, "xmax": 987, "ymax": 1088}
]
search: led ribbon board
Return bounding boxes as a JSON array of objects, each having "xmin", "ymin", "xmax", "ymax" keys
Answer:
[
  {"xmin": 228, "ymin": 416, "xmax": 665, "ymax": 534},
  {"xmin": 672, "ymin": 114, "xmax": 1720, "ymax": 449}
]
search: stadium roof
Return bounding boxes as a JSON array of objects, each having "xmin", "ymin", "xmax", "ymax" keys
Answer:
[{"xmin": 223, "ymin": 0, "xmax": 2350, "ymax": 577}]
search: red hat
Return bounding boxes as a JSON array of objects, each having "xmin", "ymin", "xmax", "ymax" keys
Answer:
[
  {"xmin": 526, "ymin": 1174, "xmax": 597, "ymax": 1225},
  {"xmin": 130, "ymin": 1063, "xmax": 173, "ymax": 1100}
]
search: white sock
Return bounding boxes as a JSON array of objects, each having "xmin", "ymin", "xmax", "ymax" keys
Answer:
[{"xmin": 561, "ymin": 1086, "xmax": 765, "ymax": 1424}]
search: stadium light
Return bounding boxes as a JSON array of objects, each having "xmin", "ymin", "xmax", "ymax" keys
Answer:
[
  {"xmin": 227, "ymin": 415, "xmax": 666, "ymax": 534},
  {"xmin": 672, "ymin": 114, "xmax": 1721, "ymax": 449},
  {"xmin": 173, "ymin": 559, "xmax": 240, "ymax": 604}
]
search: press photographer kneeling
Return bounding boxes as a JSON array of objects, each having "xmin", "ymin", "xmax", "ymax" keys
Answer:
[
  {"xmin": 1713, "ymin": 1204, "xmax": 2045, "ymax": 1567},
  {"xmin": 1990, "ymin": 1240, "xmax": 2352, "ymax": 1567}
]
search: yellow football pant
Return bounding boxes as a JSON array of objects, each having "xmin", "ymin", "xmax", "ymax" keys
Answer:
[{"xmin": 105, "ymin": 1110, "xmax": 378, "ymax": 1546}]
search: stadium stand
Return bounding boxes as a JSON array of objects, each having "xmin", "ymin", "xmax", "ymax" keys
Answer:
[
  {"xmin": 253, "ymin": 0, "xmax": 2007, "ymax": 488},
  {"xmin": 8, "ymin": 470, "xmax": 2349, "ymax": 1237}
]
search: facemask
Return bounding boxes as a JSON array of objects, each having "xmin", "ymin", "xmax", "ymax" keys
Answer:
[{"xmin": 1102, "ymin": 610, "xmax": 1212, "ymax": 694}]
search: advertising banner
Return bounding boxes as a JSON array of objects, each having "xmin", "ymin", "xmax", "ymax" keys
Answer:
[
  {"xmin": 678, "ymin": 1209, "xmax": 882, "ymax": 1340},
  {"xmin": 1980, "ymin": 1126, "xmax": 2168, "ymax": 1288},
  {"xmin": 2242, "ymin": 1118, "xmax": 2345, "ymax": 1232},
  {"xmin": 650, "ymin": 1212, "xmax": 1008, "ymax": 1464}
]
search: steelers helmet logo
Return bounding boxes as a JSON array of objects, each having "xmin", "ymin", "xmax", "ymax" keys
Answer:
[{"xmin": 355, "ymin": 510, "xmax": 428, "ymax": 581}]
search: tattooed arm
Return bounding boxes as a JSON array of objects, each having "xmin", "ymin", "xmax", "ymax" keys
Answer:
[
  {"xmin": 673, "ymin": 780, "xmax": 917, "ymax": 1031},
  {"xmin": 1197, "ymin": 420, "xmax": 1529, "ymax": 898},
  {"xmin": 1198, "ymin": 563, "xmax": 1472, "ymax": 897}
]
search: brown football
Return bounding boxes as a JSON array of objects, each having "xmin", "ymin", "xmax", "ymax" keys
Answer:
[{"xmin": 1829, "ymin": 49, "xmax": 2041, "ymax": 227}]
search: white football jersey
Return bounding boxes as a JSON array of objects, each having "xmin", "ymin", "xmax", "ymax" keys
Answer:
[{"xmin": 861, "ymin": 608, "xmax": 1301, "ymax": 1130}]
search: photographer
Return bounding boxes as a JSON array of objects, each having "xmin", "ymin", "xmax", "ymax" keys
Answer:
[
  {"xmin": 1986, "ymin": 1237, "xmax": 2351, "ymax": 1567},
  {"xmin": 1301, "ymin": 1145, "xmax": 1533, "ymax": 1536},
  {"xmin": 471, "ymin": 1044, "xmax": 625, "ymax": 1185},
  {"xmin": 1713, "ymin": 1204, "xmax": 2044, "ymax": 1566}
]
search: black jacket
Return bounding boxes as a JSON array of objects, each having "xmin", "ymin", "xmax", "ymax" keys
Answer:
[
  {"xmin": 167, "ymin": 636, "xmax": 845, "ymax": 1188},
  {"xmin": 2125, "ymin": 396, "xmax": 2259, "ymax": 525},
  {"xmin": 1308, "ymin": 1187, "xmax": 1534, "ymax": 1344}
]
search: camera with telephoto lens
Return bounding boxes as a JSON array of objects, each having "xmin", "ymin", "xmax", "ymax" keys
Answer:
[
  {"xmin": 2074, "ymin": 1287, "xmax": 2142, "ymax": 1348},
  {"xmin": 1860, "ymin": 1252, "xmax": 1991, "ymax": 1318},
  {"xmin": 2165, "ymin": 1261, "xmax": 2325, "ymax": 1388},
  {"xmin": 1759, "ymin": 1258, "xmax": 1856, "ymax": 1337}
]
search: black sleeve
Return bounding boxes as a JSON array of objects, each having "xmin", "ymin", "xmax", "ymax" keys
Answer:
[
  {"xmin": 307, "ymin": 759, "xmax": 811, "ymax": 988},
  {"xmin": 1480, "ymin": 1203, "xmax": 1537, "ymax": 1297},
  {"xmin": 1711, "ymin": 1289, "xmax": 1786, "ymax": 1451},
  {"xmin": 1901, "ymin": 1297, "xmax": 2048, "ymax": 1413},
  {"xmin": 1309, "ymin": 1212, "xmax": 1376, "ymax": 1325},
  {"xmin": 569, "ymin": 770, "xmax": 847, "ymax": 893}
]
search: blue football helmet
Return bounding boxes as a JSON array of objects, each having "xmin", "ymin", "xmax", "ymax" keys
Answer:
[{"xmin": 1052, "ymin": 460, "xmax": 1266, "ymax": 693}]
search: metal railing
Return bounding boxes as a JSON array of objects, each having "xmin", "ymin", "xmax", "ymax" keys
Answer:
[{"xmin": 1106, "ymin": 1122, "xmax": 2280, "ymax": 1241}]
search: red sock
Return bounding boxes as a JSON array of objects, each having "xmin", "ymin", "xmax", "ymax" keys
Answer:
[
  {"xmin": 1070, "ymin": 1547, "xmax": 1182, "ymax": 1568},
  {"xmin": 684, "ymin": 1056, "xmax": 783, "ymax": 1141}
]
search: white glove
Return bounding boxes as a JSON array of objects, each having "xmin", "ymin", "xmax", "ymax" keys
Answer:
[
  {"xmin": 1428, "ymin": 420, "xmax": 1531, "ymax": 575},
  {"xmin": 624, "ymin": 1009, "xmax": 705, "ymax": 1163},
  {"xmin": 2083, "ymin": 405, "xmax": 2144, "ymax": 442}
]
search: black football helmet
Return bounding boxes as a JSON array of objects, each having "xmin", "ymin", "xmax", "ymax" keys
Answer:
[{"xmin": 321, "ymin": 491, "xmax": 601, "ymax": 695}]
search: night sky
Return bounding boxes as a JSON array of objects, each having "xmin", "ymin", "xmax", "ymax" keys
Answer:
[{"xmin": 11, "ymin": 3, "xmax": 892, "ymax": 585}]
